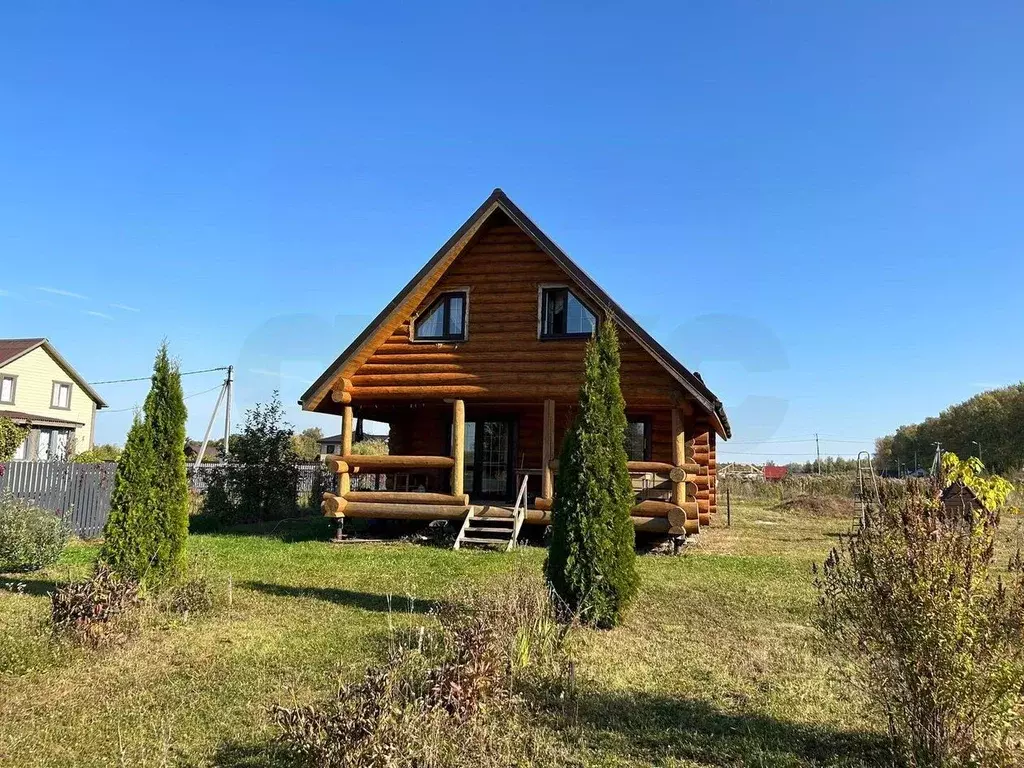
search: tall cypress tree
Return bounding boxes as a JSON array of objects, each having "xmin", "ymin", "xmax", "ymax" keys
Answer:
[
  {"xmin": 143, "ymin": 343, "xmax": 189, "ymax": 581},
  {"xmin": 545, "ymin": 321, "xmax": 640, "ymax": 628},
  {"xmin": 100, "ymin": 414, "xmax": 158, "ymax": 581}
]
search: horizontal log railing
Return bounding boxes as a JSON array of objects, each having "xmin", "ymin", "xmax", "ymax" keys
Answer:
[{"xmin": 330, "ymin": 455, "xmax": 455, "ymax": 473}]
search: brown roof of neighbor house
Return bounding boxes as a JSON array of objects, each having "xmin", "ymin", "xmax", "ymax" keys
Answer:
[
  {"xmin": 299, "ymin": 189, "xmax": 731, "ymax": 438},
  {"xmin": 0, "ymin": 338, "xmax": 108, "ymax": 408},
  {"xmin": 0, "ymin": 338, "xmax": 46, "ymax": 367},
  {"xmin": 0, "ymin": 409, "xmax": 86, "ymax": 428}
]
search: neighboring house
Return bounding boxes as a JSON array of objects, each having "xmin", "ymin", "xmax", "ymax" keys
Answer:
[
  {"xmin": 0, "ymin": 338, "xmax": 107, "ymax": 460},
  {"xmin": 300, "ymin": 189, "xmax": 730, "ymax": 537},
  {"xmin": 317, "ymin": 432, "xmax": 389, "ymax": 458},
  {"xmin": 184, "ymin": 441, "xmax": 221, "ymax": 463}
]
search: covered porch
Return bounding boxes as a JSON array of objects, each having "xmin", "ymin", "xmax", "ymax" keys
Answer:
[{"xmin": 321, "ymin": 389, "xmax": 714, "ymax": 540}]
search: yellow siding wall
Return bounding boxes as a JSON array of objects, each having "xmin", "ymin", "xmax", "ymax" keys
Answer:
[{"xmin": 0, "ymin": 347, "xmax": 96, "ymax": 453}]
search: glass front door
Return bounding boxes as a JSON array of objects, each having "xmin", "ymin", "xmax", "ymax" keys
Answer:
[{"xmin": 461, "ymin": 418, "xmax": 515, "ymax": 500}]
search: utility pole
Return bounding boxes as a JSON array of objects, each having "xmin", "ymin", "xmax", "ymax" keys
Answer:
[
  {"xmin": 195, "ymin": 381, "xmax": 227, "ymax": 468},
  {"xmin": 931, "ymin": 442, "xmax": 942, "ymax": 477},
  {"xmin": 223, "ymin": 365, "xmax": 233, "ymax": 459},
  {"xmin": 815, "ymin": 433, "xmax": 821, "ymax": 475}
]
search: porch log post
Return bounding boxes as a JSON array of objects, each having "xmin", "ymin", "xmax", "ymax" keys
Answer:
[
  {"xmin": 671, "ymin": 408, "xmax": 686, "ymax": 507},
  {"xmin": 451, "ymin": 399, "xmax": 465, "ymax": 497},
  {"xmin": 339, "ymin": 406, "xmax": 353, "ymax": 496},
  {"xmin": 542, "ymin": 399, "xmax": 555, "ymax": 502}
]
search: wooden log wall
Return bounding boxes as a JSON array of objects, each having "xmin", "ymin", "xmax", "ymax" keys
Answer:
[{"xmin": 346, "ymin": 217, "xmax": 685, "ymax": 405}]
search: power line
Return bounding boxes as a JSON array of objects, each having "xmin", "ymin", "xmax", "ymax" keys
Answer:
[
  {"xmin": 89, "ymin": 366, "xmax": 229, "ymax": 385},
  {"xmin": 724, "ymin": 436, "xmax": 876, "ymax": 445},
  {"xmin": 719, "ymin": 450, "xmax": 867, "ymax": 457},
  {"xmin": 97, "ymin": 383, "xmax": 226, "ymax": 415}
]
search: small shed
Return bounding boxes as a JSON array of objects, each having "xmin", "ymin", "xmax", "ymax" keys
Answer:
[
  {"xmin": 940, "ymin": 481, "xmax": 983, "ymax": 519},
  {"xmin": 763, "ymin": 466, "xmax": 788, "ymax": 481}
]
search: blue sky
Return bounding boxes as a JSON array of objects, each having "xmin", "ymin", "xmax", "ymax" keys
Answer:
[{"xmin": 1, "ymin": 2, "xmax": 1021, "ymax": 464}]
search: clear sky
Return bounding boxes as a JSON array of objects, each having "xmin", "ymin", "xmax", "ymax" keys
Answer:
[{"xmin": 1, "ymin": 2, "xmax": 1021, "ymax": 464}]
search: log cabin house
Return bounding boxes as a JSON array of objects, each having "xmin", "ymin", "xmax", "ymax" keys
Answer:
[{"xmin": 301, "ymin": 189, "xmax": 731, "ymax": 547}]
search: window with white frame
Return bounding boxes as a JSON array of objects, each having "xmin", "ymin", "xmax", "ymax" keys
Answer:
[
  {"xmin": 13, "ymin": 433, "xmax": 27, "ymax": 460},
  {"xmin": 0, "ymin": 375, "xmax": 15, "ymax": 405},
  {"xmin": 51, "ymin": 381, "xmax": 71, "ymax": 410},
  {"xmin": 35, "ymin": 427, "xmax": 73, "ymax": 461}
]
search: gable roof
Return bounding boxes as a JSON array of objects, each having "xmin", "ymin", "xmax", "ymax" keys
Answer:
[
  {"xmin": 0, "ymin": 338, "xmax": 108, "ymax": 408},
  {"xmin": 300, "ymin": 189, "xmax": 730, "ymax": 439}
]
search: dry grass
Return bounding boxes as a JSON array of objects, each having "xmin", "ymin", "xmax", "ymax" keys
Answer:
[{"xmin": 0, "ymin": 506, "xmax": 886, "ymax": 766}]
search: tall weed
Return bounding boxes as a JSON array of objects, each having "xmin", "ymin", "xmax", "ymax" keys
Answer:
[{"xmin": 816, "ymin": 479, "xmax": 1024, "ymax": 766}]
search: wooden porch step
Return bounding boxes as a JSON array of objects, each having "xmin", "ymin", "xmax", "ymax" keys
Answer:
[
  {"xmin": 460, "ymin": 536, "xmax": 510, "ymax": 546},
  {"xmin": 466, "ymin": 525, "xmax": 517, "ymax": 534},
  {"xmin": 454, "ymin": 481, "xmax": 530, "ymax": 552}
]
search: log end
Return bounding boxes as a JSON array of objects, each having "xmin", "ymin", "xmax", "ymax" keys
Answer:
[{"xmin": 321, "ymin": 493, "xmax": 347, "ymax": 518}]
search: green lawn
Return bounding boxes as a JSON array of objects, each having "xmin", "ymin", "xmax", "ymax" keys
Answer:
[{"xmin": 0, "ymin": 504, "xmax": 885, "ymax": 767}]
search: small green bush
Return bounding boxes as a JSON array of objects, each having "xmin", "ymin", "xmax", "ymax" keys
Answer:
[
  {"xmin": 0, "ymin": 417, "xmax": 29, "ymax": 462},
  {"xmin": 0, "ymin": 494, "xmax": 69, "ymax": 573},
  {"xmin": 50, "ymin": 565, "xmax": 142, "ymax": 648}
]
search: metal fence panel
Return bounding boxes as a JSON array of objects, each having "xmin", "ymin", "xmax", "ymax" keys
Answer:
[
  {"xmin": 1, "ymin": 460, "xmax": 337, "ymax": 538},
  {"xmin": 0, "ymin": 460, "xmax": 117, "ymax": 538}
]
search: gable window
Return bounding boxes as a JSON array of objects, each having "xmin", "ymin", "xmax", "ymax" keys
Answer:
[
  {"xmin": 413, "ymin": 291, "xmax": 467, "ymax": 341},
  {"xmin": 540, "ymin": 287, "xmax": 597, "ymax": 339},
  {"xmin": 0, "ymin": 375, "xmax": 15, "ymax": 405},
  {"xmin": 51, "ymin": 381, "xmax": 72, "ymax": 410},
  {"xmin": 624, "ymin": 418, "xmax": 651, "ymax": 462}
]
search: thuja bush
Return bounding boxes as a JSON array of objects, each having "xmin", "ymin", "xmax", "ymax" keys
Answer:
[
  {"xmin": 816, "ymin": 465, "xmax": 1024, "ymax": 767},
  {"xmin": 0, "ymin": 494, "xmax": 69, "ymax": 572},
  {"xmin": 546, "ymin": 321, "xmax": 639, "ymax": 628},
  {"xmin": 144, "ymin": 343, "xmax": 189, "ymax": 580},
  {"xmin": 101, "ymin": 342, "xmax": 189, "ymax": 586},
  {"xmin": 273, "ymin": 573, "xmax": 571, "ymax": 767}
]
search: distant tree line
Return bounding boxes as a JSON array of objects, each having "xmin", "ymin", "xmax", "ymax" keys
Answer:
[
  {"xmin": 875, "ymin": 382, "xmax": 1024, "ymax": 475},
  {"xmin": 784, "ymin": 457, "xmax": 861, "ymax": 474}
]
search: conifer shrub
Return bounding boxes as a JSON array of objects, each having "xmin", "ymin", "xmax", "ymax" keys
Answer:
[
  {"xmin": 816, "ymin": 457, "xmax": 1024, "ymax": 767},
  {"xmin": 545, "ymin": 321, "xmax": 639, "ymax": 628},
  {"xmin": 100, "ymin": 415, "xmax": 159, "ymax": 582},
  {"xmin": 144, "ymin": 343, "xmax": 189, "ymax": 580},
  {"xmin": 100, "ymin": 343, "xmax": 190, "ymax": 586}
]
